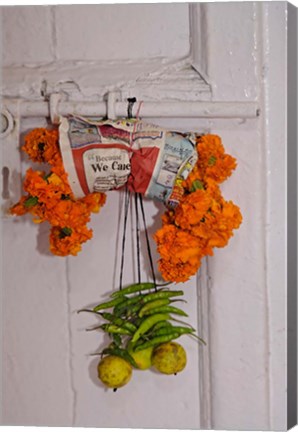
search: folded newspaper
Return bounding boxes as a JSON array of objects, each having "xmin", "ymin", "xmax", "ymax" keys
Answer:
[{"xmin": 59, "ymin": 116, "xmax": 198, "ymax": 207}]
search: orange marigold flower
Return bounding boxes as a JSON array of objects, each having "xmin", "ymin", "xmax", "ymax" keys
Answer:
[
  {"xmin": 154, "ymin": 225, "xmax": 205, "ymax": 282},
  {"xmin": 10, "ymin": 195, "xmax": 30, "ymax": 216},
  {"xmin": 80, "ymin": 192, "xmax": 107, "ymax": 213},
  {"xmin": 190, "ymin": 200, "xmax": 242, "ymax": 249},
  {"xmin": 47, "ymin": 172, "xmax": 64, "ymax": 186},
  {"xmin": 174, "ymin": 189, "xmax": 212, "ymax": 230},
  {"xmin": 158, "ymin": 259, "xmax": 201, "ymax": 283},
  {"xmin": 49, "ymin": 226, "xmax": 93, "ymax": 257},
  {"xmin": 154, "ymin": 134, "xmax": 242, "ymax": 283},
  {"xmin": 43, "ymin": 200, "xmax": 90, "ymax": 228},
  {"xmin": 11, "ymin": 127, "xmax": 107, "ymax": 257},
  {"xmin": 204, "ymin": 154, "xmax": 237, "ymax": 183},
  {"xmin": 161, "ymin": 209, "xmax": 175, "ymax": 225},
  {"xmin": 22, "ymin": 128, "xmax": 61, "ymax": 165},
  {"xmin": 197, "ymin": 134, "xmax": 225, "ymax": 159},
  {"xmin": 182, "ymin": 165, "xmax": 202, "ymax": 192},
  {"xmin": 23, "ymin": 168, "xmax": 69, "ymax": 209},
  {"xmin": 50, "ymin": 164, "xmax": 73, "ymax": 195},
  {"xmin": 221, "ymin": 201, "xmax": 242, "ymax": 230},
  {"xmin": 204, "ymin": 179, "xmax": 223, "ymax": 202},
  {"xmin": 196, "ymin": 135, "xmax": 237, "ymax": 183}
]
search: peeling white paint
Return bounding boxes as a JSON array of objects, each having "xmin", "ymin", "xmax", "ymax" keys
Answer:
[{"xmin": 1, "ymin": 58, "xmax": 211, "ymax": 102}]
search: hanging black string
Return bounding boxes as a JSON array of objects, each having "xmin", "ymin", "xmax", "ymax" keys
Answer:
[
  {"xmin": 119, "ymin": 187, "xmax": 131, "ymax": 290},
  {"xmin": 138, "ymin": 193, "xmax": 157, "ymax": 289},
  {"xmin": 134, "ymin": 193, "xmax": 141, "ymax": 284},
  {"xmin": 127, "ymin": 97, "xmax": 137, "ymax": 119}
]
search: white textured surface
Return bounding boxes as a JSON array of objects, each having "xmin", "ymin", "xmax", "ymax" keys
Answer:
[
  {"xmin": 2, "ymin": 4, "xmax": 189, "ymax": 66},
  {"xmin": 2, "ymin": 6, "xmax": 54, "ymax": 65},
  {"xmin": 200, "ymin": 3, "xmax": 287, "ymax": 430},
  {"xmin": 54, "ymin": 4, "xmax": 190, "ymax": 61},
  {"xmin": 207, "ymin": 2, "xmax": 259, "ymax": 101},
  {"xmin": 259, "ymin": 3, "xmax": 287, "ymax": 428},
  {"xmin": 1, "ymin": 3, "xmax": 287, "ymax": 430},
  {"xmin": 207, "ymin": 129, "xmax": 270, "ymax": 430},
  {"xmin": 2, "ymin": 219, "xmax": 72, "ymax": 426}
]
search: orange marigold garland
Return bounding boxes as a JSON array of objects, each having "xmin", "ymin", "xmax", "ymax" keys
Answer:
[
  {"xmin": 154, "ymin": 134, "xmax": 242, "ymax": 283},
  {"xmin": 10, "ymin": 128, "xmax": 106, "ymax": 256},
  {"xmin": 11, "ymin": 129, "xmax": 241, "ymax": 278}
]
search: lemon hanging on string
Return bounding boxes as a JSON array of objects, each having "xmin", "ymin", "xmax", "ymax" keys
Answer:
[
  {"xmin": 152, "ymin": 342, "xmax": 187, "ymax": 375},
  {"xmin": 97, "ymin": 355, "xmax": 133, "ymax": 389},
  {"xmin": 129, "ymin": 346, "xmax": 154, "ymax": 370}
]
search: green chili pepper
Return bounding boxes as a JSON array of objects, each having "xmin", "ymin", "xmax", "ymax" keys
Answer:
[
  {"xmin": 86, "ymin": 326, "xmax": 101, "ymax": 331},
  {"xmin": 100, "ymin": 324, "xmax": 133, "ymax": 335},
  {"xmin": 131, "ymin": 316, "xmax": 143, "ymax": 328},
  {"xmin": 120, "ymin": 321, "xmax": 137, "ymax": 333},
  {"xmin": 114, "ymin": 304, "xmax": 144, "ymax": 321},
  {"xmin": 100, "ymin": 312, "xmax": 137, "ymax": 332},
  {"xmin": 126, "ymin": 340, "xmax": 137, "ymax": 352},
  {"xmin": 131, "ymin": 313, "xmax": 170, "ymax": 343},
  {"xmin": 111, "ymin": 282, "xmax": 171, "ymax": 298},
  {"xmin": 93, "ymin": 296, "xmax": 126, "ymax": 312},
  {"xmin": 101, "ymin": 347, "xmax": 138, "ymax": 368},
  {"xmin": 170, "ymin": 317, "xmax": 196, "ymax": 330},
  {"xmin": 128, "ymin": 303, "xmax": 144, "ymax": 317},
  {"xmin": 134, "ymin": 333, "xmax": 181, "ymax": 351},
  {"xmin": 138, "ymin": 299, "xmax": 170, "ymax": 318},
  {"xmin": 142, "ymin": 305, "xmax": 189, "ymax": 317},
  {"xmin": 152, "ymin": 326, "xmax": 194, "ymax": 337},
  {"xmin": 77, "ymin": 309, "xmax": 136, "ymax": 332},
  {"xmin": 152, "ymin": 321, "xmax": 206, "ymax": 345},
  {"xmin": 77, "ymin": 308, "xmax": 102, "ymax": 315},
  {"xmin": 151, "ymin": 321, "xmax": 173, "ymax": 332},
  {"xmin": 189, "ymin": 333, "xmax": 207, "ymax": 345},
  {"xmin": 112, "ymin": 334, "xmax": 122, "ymax": 346},
  {"xmin": 141, "ymin": 290, "xmax": 184, "ymax": 304},
  {"xmin": 113, "ymin": 295, "xmax": 144, "ymax": 317},
  {"xmin": 126, "ymin": 335, "xmax": 148, "ymax": 352},
  {"xmin": 100, "ymin": 312, "xmax": 117, "ymax": 321}
]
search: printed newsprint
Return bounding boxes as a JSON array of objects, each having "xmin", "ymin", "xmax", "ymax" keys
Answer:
[{"xmin": 59, "ymin": 116, "xmax": 197, "ymax": 206}]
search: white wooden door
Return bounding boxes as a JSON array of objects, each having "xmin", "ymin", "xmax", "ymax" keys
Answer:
[{"xmin": 1, "ymin": 3, "xmax": 287, "ymax": 430}]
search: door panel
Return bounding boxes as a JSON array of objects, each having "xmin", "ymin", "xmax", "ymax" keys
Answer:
[{"xmin": 1, "ymin": 3, "xmax": 287, "ymax": 430}]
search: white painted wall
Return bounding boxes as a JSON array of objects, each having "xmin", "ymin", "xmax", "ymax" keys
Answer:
[{"xmin": 1, "ymin": 3, "xmax": 288, "ymax": 430}]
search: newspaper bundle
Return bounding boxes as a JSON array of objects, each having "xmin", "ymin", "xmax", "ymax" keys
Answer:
[{"xmin": 59, "ymin": 116, "xmax": 198, "ymax": 207}]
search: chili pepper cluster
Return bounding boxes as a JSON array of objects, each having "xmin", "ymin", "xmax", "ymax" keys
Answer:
[{"xmin": 79, "ymin": 282, "xmax": 205, "ymax": 389}]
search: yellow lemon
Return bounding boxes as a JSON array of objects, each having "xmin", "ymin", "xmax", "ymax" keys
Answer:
[
  {"xmin": 97, "ymin": 355, "xmax": 132, "ymax": 388},
  {"xmin": 129, "ymin": 346, "xmax": 154, "ymax": 370},
  {"xmin": 152, "ymin": 342, "xmax": 187, "ymax": 375}
]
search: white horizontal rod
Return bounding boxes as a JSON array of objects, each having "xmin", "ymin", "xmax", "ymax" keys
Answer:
[{"xmin": 5, "ymin": 99, "xmax": 260, "ymax": 119}]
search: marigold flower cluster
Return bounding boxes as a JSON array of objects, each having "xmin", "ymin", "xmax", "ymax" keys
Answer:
[
  {"xmin": 10, "ymin": 128, "xmax": 106, "ymax": 256},
  {"xmin": 154, "ymin": 134, "xmax": 242, "ymax": 283}
]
